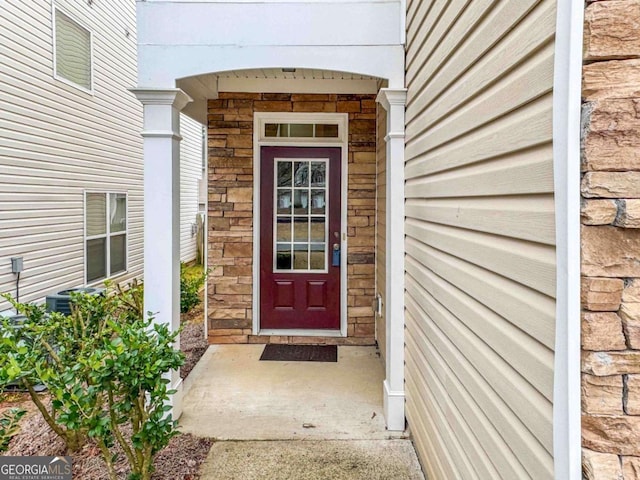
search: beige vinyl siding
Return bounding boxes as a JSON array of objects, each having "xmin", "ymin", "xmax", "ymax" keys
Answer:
[
  {"xmin": 404, "ymin": 1, "xmax": 557, "ymax": 479},
  {"xmin": 375, "ymin": 104, "xmax": 387, "ymax": 361},
  {"xmin": 180, "ymin": 114, "xmax": 203, "ymax": 263},
  {"xmin": 0, "ymin": 0, "xmax": 142, "ymax": 311}
]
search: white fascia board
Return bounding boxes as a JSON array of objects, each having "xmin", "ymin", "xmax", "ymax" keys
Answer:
[
  {"xmin": 399, "ymin": 0, "xmax": 407, "ymax": 45},
  {"xmin": 137, "ymin": 45, "xmax": 405, "ymax": 87},
  {"xmin": 138, "ymin": 1, "xmax": 401, "ymax": 47},
  {"xmin": 552, "ymin": 1, "xmax": 584, "ymax": 479}
]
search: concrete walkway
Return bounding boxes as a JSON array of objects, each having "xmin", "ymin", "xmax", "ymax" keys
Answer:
[{"xmin": 180, "ymin": 345, "xmax": 425, "ymax": 479}]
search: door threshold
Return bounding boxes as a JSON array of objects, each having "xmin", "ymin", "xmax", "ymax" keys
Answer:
[{"xmin": 258, "ymin": 329, "xmax": 345, "ymax": 338}]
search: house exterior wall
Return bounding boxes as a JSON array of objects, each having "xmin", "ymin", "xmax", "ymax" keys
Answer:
[
  {"xmin": 0, "ymin": 0, "xmax": 206, "ymax": 312},
  {"xmin": 137, "ymin": 1, "xmax": 405, "ymax": 89},
  {"xmin": 180, "ymin": 114, "xmax": 203, "ymax": 264},
  {"xmin": 581, "ymin": 1, "xmax": 640, "ymax": 477},
  {"xmin": 206, "ymin": 92, "xmax": 377, "ymax": 345},
  {"xmin": 0, "ymin": 0, "xmax": 143, "ymax": 310},
  {"xmin": 375, "ymin": 104, "xmax": 387, "ymax": 361},
  {"xmin": 403, "ymin": 0, "xmax": 557, "ymax": 478}
]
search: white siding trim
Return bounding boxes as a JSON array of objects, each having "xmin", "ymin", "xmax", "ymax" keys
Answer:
[
  {"xmin": 552, "ymin": 2, "xmax": 584, "ymax": 478},
  {"xmin": 399, "ymin": 0, "xmax": 406, "ymax": 45}
]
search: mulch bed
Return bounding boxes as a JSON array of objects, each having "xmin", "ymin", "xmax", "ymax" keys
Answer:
[
  {"xmin": 0, "ymin": 294, "xmax": 211, "ymax": 479},
  {"xmin": 3, "ymin": 408, "xmax": 212, "ymax": 479},
  {"xmin": 180, "ymin": 297, "xmax": 208, "ymax": 379}
]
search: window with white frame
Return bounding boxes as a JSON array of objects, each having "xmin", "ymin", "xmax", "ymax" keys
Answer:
[
  {"xmin": 54, "ymin": 8, "xmax": 92, "ymax": 91},
  {"xmin": 85, "ymin": 193, "xmax": 127, "ymax": 282}
]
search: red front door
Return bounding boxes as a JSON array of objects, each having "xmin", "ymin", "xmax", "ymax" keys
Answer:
[{"xmin": 260, "ymin": 146, "xmax": 341, "ymax": 330}]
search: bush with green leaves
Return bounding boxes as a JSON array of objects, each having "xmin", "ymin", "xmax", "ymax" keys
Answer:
[
  {"xmin": 0, "ymin": 283, "xmax": 184, "ymax": 480},
  {"xmin": 0, "ymin": 296, "xmax": 99, "ymax": 451},
  {"xmin": 180, "ymin": 263, "xmax": 208, "ymax": 314},
  {"xmin": 0, "ymin": 406, "xmax": 26, "ymax": 452}
]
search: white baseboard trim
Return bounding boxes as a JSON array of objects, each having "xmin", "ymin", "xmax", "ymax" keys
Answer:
[{"xmin": 384, "ymin": 379, "xmax": 405, "ymax": 431}]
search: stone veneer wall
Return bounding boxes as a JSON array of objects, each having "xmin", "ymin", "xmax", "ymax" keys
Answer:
[
  {"xmin": 206, "ymin": 92, "xmax": 377, "ymax": 345},
  {"xmin": 581, "ymin": 1, "xmax": 640, "ymax": 477}
]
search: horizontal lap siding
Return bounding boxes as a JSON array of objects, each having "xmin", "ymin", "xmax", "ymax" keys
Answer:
[
  {"xmin": 404, "ymin": 0, "xmax": 557, "ymax": 479},
  {"xmin": 0, "ymin": 0, "xmax": 143, "ymax": 310},
  {"xmin": 180, "ymin": 114, "xmax": 203, "ymax": 263}
]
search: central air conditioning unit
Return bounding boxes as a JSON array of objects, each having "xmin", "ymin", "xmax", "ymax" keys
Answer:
[
  {"xmin": 0, "ymin": 313, "xmax": 26, "ymax": 329},
  {"xmin": 46, "ymin": 287, "xmax": 105, "ymax": 315},
  {"xmin": 0, "ymin": 313, "xmax": 46, "ymax": 392}
]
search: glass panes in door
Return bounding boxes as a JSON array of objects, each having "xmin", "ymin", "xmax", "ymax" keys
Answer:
[
  {"xmin": 275, "ymin": 159, "xmax": 328, "ymax": 272},
  {"xmin": 265, "ymin": 123, "xmax": 339, "ymax": 138}
]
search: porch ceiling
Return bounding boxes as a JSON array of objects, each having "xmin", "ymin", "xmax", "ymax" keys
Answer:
[
  {"xmin": 216, "ymin": 68, "xmax": 375, "ymax": 81},
  {"xmin": 177, "ymin": 68, "xmax": 381, "ymax": 124}
]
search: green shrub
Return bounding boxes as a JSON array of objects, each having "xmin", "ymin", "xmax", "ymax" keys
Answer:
[
  {"xmin": 0, "ymin": 407, "xmax": 26, "ymax": 452},
  {"xmin": 1, "ymin": 283, "xmax": 184, "ymax": 480},
  {"xmin": 180, "ymin": 263, "xmax": 208, "ymax": 314},
  {"xmin": 0, "ymin": 298, "xmax": 96, "ymax": 452}
]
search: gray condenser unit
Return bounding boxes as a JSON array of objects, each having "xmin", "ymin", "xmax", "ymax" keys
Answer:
[
  {"xmin": 1, "ymin": 313, "xmax": 27, "ymax": 329},
  {"xmin": 46, "ymin": 287, "xmax": 105, "ymax": 315},
  {"xmin": 0, "ymin": 314, "xmax": 45, "ymax": 392}
]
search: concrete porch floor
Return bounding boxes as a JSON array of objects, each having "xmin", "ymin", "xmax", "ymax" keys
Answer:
[
  {"xmin": 180, "ymin": 344, "xmax": 425, "ymax": 479},
  {"xmin": 180, "ymin": 344, "xmax": 401, "ymax": 440}
]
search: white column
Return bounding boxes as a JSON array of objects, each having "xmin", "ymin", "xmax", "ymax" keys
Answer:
[
  {"xmin": 376, "ymin": 88, "xmax": 407, "ymax": 431},
  {"xmin": 131, "ymin": 88, "xmax": 192, "ymax": 419}
]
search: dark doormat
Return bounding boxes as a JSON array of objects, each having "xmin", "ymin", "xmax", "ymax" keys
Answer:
[{"xmin": 259, "ymin": 344, "xmax": 338, "ymax": 362}]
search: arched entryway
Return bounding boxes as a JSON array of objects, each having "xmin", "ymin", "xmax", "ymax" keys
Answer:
[{"xmin": 133, "ymin": 65, "xmax": 406, "ymax": 431}]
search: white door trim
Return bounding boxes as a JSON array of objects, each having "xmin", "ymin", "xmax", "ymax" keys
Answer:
[{"xmin": 252, "ymin": 112, "xmax": 349, "ymax": 337}]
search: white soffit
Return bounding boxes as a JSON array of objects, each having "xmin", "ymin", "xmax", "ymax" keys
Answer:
[
  {"xmin": 184, "ymin": 68, "xmax": 379, "ymax": 94},
  {"xmin": 177, "ymin": 68, "xmax": 381, "ymax": 123},
  {"xmin": 216, "ymin": 68, "xmax": 375, "ymax": 80},
  {"xmin": 218, "ymin": 69, "xmax": 379, "ymax": 93}
]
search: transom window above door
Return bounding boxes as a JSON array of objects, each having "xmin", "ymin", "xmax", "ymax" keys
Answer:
[
  {"xmin": 256, "ymin": 113, "xmax": 347, "ymax": 144},
  {"xmin": 265, "ymin": 123, "xmax": 339, "ymax": 138},
  {"xmin": 274, "ymin": 159, "xmax": 328, "ymax": 272}
]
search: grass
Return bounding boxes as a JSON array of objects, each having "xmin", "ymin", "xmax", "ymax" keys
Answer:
[{"xmin": 182, "ymin": 263, "xmax": 205, "ymax": 282}]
